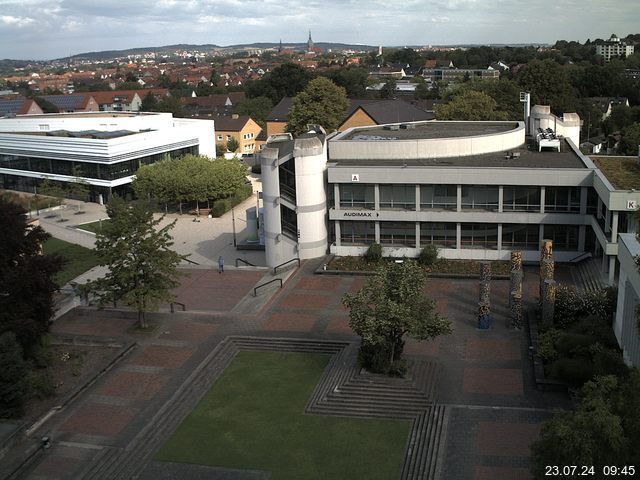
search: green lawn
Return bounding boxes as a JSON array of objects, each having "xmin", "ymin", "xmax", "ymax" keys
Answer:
[
  {"xmin": 156, "ymin": 351, "xmax": 411, "ymax": 480},
  {"xmin": 76, "ymin": 220, "xmax": 109, "ymax": 234},
  {"xmin": 43, "ymin": 237, "xmax": 99, "ymax": 286}
]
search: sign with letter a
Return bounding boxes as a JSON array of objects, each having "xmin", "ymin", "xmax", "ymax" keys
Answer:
[{"xmin": 351, "ymin": 174, "xmax": 360, "ymax": 182}]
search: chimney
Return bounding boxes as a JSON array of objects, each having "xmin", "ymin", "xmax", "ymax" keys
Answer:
[{"xmin": 232, "ymin": 113, "xmax": 239, "ymax": 119}]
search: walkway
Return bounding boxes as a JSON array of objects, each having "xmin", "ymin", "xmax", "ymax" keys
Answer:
[{"xmin": 3, "ymin": 260, "xmax": 569, "ymax": 480}]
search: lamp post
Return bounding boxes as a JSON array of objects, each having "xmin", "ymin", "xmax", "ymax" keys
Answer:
[{"xmin": 231, "ymin": 205, "xmax": 237, "ymax": 247}]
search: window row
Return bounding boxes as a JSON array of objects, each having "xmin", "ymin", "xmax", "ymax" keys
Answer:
[
  {"xmin": 336, "ymin": 184, "xmax": 583, "ymax": 213},
  {"xmin": 339, "ymin": 221, "xmax": 579, "ymax": 250}
]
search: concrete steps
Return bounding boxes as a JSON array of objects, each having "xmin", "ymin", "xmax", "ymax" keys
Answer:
[
  {"xmin": 401, "ymin": 405, "xmax": 448, "ymax": 480},
  {"xmin": 572, "ymin": 258, "xmax": 605, "ymax": 293}
]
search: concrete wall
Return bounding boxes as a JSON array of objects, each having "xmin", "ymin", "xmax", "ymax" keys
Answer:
[{"xmin": 615, "ymin": 233, "xmax": 640, "ymax": 366}]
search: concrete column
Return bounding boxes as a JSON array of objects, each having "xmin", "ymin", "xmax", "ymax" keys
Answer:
[
  {"xmin": 578, "ymin": 225, "xmax": 586, "ymax": 252},
  {"xmin": 540, "ymin": 186, "xmax": 546, "ymax": 214},
  {"xmin": 538, "ymin": 224, "xmax": 545, "ymax": 248},
  {"xmin": 498, "ymin": 186, "xmax": 504, "ymax": 213},
  {"xmin": 497, "ymin": 223, "xmax": 503, "ymax": 251},
  {"xmin": 334, "ymin": 184, "xmax": 340, "ymax": 209},
  {"xmin": 609, "ymin": 256, "xmax": 616, "ymax": 285},
  {"xmin": 605, "ymin": 208, "xmax": 611, "ymax": 233},
  {"xmin": 374, "ymin": 184, "xmax": 380, "ymax": 210},
  {"xmin": 415, "ymin": 222, "xmax": 421, "ymax": 248},
  {"xmin": 456, "ymin": 184, "xmax": 462, "ymax": 212},
  {"xmin": 580, "ymin": 186, "xmax": 587, "ymax": 215},
  {"xmin": 611, "ymin": 212, "xmax": 619, "ymax": 243},
  {"xmin": 375, "ymin": 221, "xmax": 380, "ymax": 244},
  {"xmin": 335, "ymin": 221, "xmax": 341, "ymax": 247},
  {"xmin": 415, "ymin": 185, "xmax": 421, "ymax": 212},
  {"xmin": 456, "ymin": 222, "xmax": 461, "ymax": 250},
  {"xmin": 597, "ymin": 197, "xmax": 603, "ymax": 219}
]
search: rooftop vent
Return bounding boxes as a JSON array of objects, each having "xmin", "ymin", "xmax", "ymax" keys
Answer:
[
  {"xmin": 266, "ymin": 133, "xmax": 293, "ymax": 144},
  {"xmin": 400, "ymin": 123, "xmax": 416, "ymax": 130},
  {"xmin": 384, "ymin": 124, "xmax": 400, "ymax": 131}
]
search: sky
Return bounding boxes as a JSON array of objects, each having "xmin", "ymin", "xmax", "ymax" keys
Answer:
[{"xmin": 1, "ymin": 0, "xmax": 639, "ymax": 60}]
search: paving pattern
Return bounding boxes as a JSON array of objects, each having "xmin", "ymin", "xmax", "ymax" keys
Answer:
[{"xmin": 7, "ymin": 261, "xmax": 573, "ymax": 480}]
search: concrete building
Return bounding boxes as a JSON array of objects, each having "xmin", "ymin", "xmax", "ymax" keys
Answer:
[
  {"xmin": 0, "ymin": 111, "xmax": 215, "ymax": 203},
  {"xmin": 614, "ymin": 233, "xmax": 640, "ymax": 366},
  {"xmin": 596, "ymin": 35, "xmax": 635, "ymax": 62},
  {"xmin": 259, "ymin": 106, "xmax": 640, "ymax": 284}
]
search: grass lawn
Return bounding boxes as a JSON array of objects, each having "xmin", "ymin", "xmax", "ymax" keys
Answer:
[
  {"xmin": 43, "ymin": 237, "xmax": 99, "ymax": 286},
  {"xmin": 591, "ymin": 156, "xmax": 640, "ymax": 190},
  {"xmin": 156, "ymin": 351, "xmax": 411, "ymax": 480},
  {"xmin": 76, "ymin": 220, "xmax": 109, "ymax": 234}
]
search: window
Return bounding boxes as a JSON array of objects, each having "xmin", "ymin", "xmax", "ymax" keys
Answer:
[
  {"xmin": 280, "ymin": 205, "xmax": 297, "ymax": 240},
  {"xmin": 217, "ymin": 135, "xmax": 223, "ymax": 141},
  {"xmin": 340, "ymin": 184, "xmax": 374, "ymax": 209},
  {"xmin": 279, "ymin": 159, "xmax": 296, "ymax": 202},
  {"xmin": 226, "ymin": 135, "xmax": 231, "ymax": 141},
  {"xmin": 380, "ymin": 222, "xmax": 416, "ymax": 247},
  {"xmin": 502, "ymin": 224, "xmax": 539, "ymax": 249},
  {"xmin": 380, "ymin": 184, "xmax": 415, "ymax": 210},
  {"xmin": 545, "ymin": 187, "xmax": 580, "ymax": 213},
  {"xmin": 340, "ymin": 221, "xmax": 375, "ymax": 245},
  {"xmin": 38, "ymin": 124, "xmax": 49, "ymax": 131},
  {"xmin": 543, "ymin": 224, "xmax": 579, "ymax": 250},
  {"xmin": 503, "ymin": 186, "xmax": 540, "ymax": 212},
  {"xmin": 460, "ymin": 223, "xmax": 499, "ymax": 249},
  {"xmin": 420, "ymin": 185, "xmax": 457, "ymax": 210},
  {"xmin": 461, "ymin": 186, "xmax": 498, "ymax": 211},
  {"xmin": 420, "ymin": 222, "xmax": 456, "ymax": 248}
]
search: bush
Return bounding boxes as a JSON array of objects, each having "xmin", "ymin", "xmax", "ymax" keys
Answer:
[
  {"xmin": 553, "ymin": 286, "xmax": 582, "ymax": 327},
  {"xmin": 210, "ymin": 199, "xmax": 231, "ymax": 217},
  {"xmin": 27, "ymin": 369, "xmax": 56, "ymax": 399},
  {"xmin": 593, "ymin": 349, "xmax": 629, "ymax": 378},
  {"xmin": 358, "ymin": 340, "xmax": 407, "ymax": 377},
  {"xmin": 548, "ymin": 357, "xmax": 595, "ymax": 387},
  {"xmin": 210, "ymin": 185, "xmax": 253, "ymax": 218},
  {"xmin": 364, "ymin": 243, "xmax": 382, "ymax": 263},
  {"xmin": 537, "ymin": 328, "xmax": 561, "ymax": 362},
  {"xmin": 418, "ymin": 245, "xmax": 439, "ymax": 267},
  {"xmin": 555, "ymin": 332, "xmax": 595, "ymax": 356},
  {"xmin": 569, "ymin": 315, "xmax": 618, "ymax": 349},
  {"xmin": 553, "ymin": 286, "xmax": 617, "ymax": 328}
]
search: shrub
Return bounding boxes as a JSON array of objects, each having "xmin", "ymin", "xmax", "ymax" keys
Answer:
[
  {"xmin": 537, "ymin": 328, "xmax": 561, "ymax": 362},
  {"xmin": 27, "ymin": 369, "xmax": 56, "ymax": 399},
  {"xmin": 418, "ymin": 245, "xmax": 439, "ymax": 267},
  {"xmin": 548, "ymin": 357, "xmax": 595, "ymax": 387},
  {"xmin": 569, "ymin": 315, "xmax": 618, "ymax": 349},
  {"xmin": 555, "ymin": 332, "xmax": 595, "ymax": 356},
  {"xmin": 593, "ymin": 349, "xmax": 629, "ymax": 378},
  {"xmin": 358, "ymin": 341, "xmax": 407, "ymax": 377},
  {"xmin": 553, "ymin": 285, "xmax": 582, "ymax": 327},
  {"xmin": 364, "ymin": 243, "xmax": 382, "ymax": 263},
  {"xmin": 211, "ymin": 199, "xmax": 231, "ymax": 217}
]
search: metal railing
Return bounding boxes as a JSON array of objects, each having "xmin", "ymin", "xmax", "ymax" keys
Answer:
[
  {"xmin": 183, "ymin": 257, "xmax": 200, "ymax": 265},
  {"xmin": 235, "ymin": 258, "xmax": 255, "ymax": 267},
  {"xmin": 170, "ymin": 302, "xmax": 186, "ymax": 313},
  {"xmin": 273, "ymin": 257, "xmax": 300, "ymax": 275},
  {"xmin": 254, "ymin": 278, "xmax": 283, "ymax": 296}
]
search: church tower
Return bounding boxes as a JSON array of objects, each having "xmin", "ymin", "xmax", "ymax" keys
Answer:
[{"xmin": 307, "ymin": 30, "xmax": 314, "ymax": 53}]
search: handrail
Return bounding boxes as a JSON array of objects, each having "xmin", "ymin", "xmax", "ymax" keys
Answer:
[
  {"xmin": 183, "ymin": 257, "xmax": 200, "ymax": 265},
  {"xmin": 254, "ymin": 278, "xmax": 283, "ymax": 296},
  {"xmin": 568, "ymin": 251, "xmax": 592, "ymax": 263},
  {"xmin": 170, "ymin": 302, "xmax": 186, "ymax": 313},
  {"xmin": 235, "ymin": 258, "xmax": 255, "ymax": 267},
  {"xmin": 273, "ymin": 257, "xmax": 300, "ymax": 275}
]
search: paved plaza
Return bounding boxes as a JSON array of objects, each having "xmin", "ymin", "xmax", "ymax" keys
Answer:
[{"xmin": 1, "ymin": 258, "xmax": 571, "ymax": 480}]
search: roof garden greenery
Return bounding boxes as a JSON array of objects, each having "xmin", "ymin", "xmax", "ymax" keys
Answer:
[{"xmin": 592, "ymin": 156, "xmax": 640, "ymax": 190}]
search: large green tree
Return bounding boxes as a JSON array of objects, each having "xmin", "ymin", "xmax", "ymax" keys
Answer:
[
  {"xmin": 0, "ymin": 197, "xmax": 62, "ymax": 354},
  {"xmin": 435, "ymin": 90, "xmax": 510, "ymax": 121},
  {"xmin": 234, "ymin": 96, "xmax": 273, "ymax": 129},
  {"xmin": 516, "ymin": 59, "xmax": 577, "ymax": 115},
  {"xmin": 0, "ymin": 332, "xmax": 29, "ymax": 418},
  {"xmin": 245, "ymin": 63, "xmax": 313, "ymax": 104},
  {"xmin": 619, "ymin": 123, "xmax": 640, "ymax": 156},
  {"xmin": 342, "ymin": 260, "xmax": 452, "ymax": 375},
  {"xmin": 286, "ymin": 77, "xmax": 348, "ymax": 136},
  {"xmin": 85, "ymin": 198, "xmax": 186, "ymax": 328}
]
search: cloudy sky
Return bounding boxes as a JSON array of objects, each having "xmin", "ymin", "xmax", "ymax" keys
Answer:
[{"xmin": 1, "ymin": 0, "xmax": 638, "ymax": 60}]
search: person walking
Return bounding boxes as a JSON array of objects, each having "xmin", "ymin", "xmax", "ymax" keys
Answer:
[{"xmin": 218, "ymin": 256, "xmax": 224, "ymax": 274}]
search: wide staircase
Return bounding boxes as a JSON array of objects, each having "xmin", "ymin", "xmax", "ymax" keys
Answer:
[{"xmin": 571, "ymin": 258, "xmax": 606, "ymax": 293}]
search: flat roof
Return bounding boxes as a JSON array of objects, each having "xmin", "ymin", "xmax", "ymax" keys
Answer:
[
  {"xmin": 591, "ymin": 156, "xmax": 640, "ymax": 190},
  {"xmin": 330, "ymin": 139, "xmax": 587, "ymax": 169},
  {"xmin": 341, "ymin": 121, "xmax": 517, "ymax": 141},
  {"xmin": 3, "ymin": 112, "xmax": 156, "ymax": 119}
]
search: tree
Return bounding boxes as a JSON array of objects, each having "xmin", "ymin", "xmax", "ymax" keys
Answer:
[
  {"xmin": 226, "ymin": 137, "xmax": 240, "ymax": 153},
  {"xmin": 328, "ymin": 67, "xmax": 370, "ymax": 98},
  {"xmin": 140, "ymin": 91, "xmax": 159, "ymax": 111},
  {"xmin": 342, "ymin": 260, "xmax": 452, "ymax": 375},
  {"xmin": 85, "ymin": 198, "xmax": 186, "ymax": 328},
  {"xmin": 516, "ymin": 59, "xmax": 577, "ymax": 115},
  {"xmin": 245, "ymin": 63, "xmax": 313, "ymax": 104},
  {"xmin": 0, "ymin": 198, "xmax": 62, "ymax": 354},
  {"xmin": 0, "ymin": 332, "xmax": 29, "ymax": 418},
  {"xmin": 156, "ymin": 96, "xmax": 183, "ymax": 117},
  {"xmin": 67, "ymin": 165, "xmax": 90, "ymax": 202},
  {"xmin": 286, "ymin": 77, "xmax": 348, "ymax": 136},
  {"xmin": 619, "ymin": 123, "xmax": 640, "ymax": 155},
  {"xmin": 234, "ymin": 96, "xmax": 273, "ymax": 129},
  {"xmin": 380, "ymin": 78, "xmax": 397, "ymax": 99},
  {"xmin": 435, "ymin": 90, "xmax": 510, "ymax": 121}
]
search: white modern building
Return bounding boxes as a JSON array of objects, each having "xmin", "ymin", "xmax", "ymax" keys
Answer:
[
  {"xmin": 0, "ymin": 112, "xmax": 215, "ymax": 202},
  {"xmin": 614, "ymin": 233, "xmax": 640, "ymax": 366},
  {"xmin": 259, "ymin": 106, "xmax": 640, "ymax": 284},
  {"xmin": 596, "ymin": 35, "xmax": 635, "ymax": 62}
]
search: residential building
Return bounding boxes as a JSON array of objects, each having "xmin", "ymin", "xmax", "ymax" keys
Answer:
[
  {"xmin": 0, "ymin": 98, "xmax": 43, "ymax": 116},
  {"xmin": 587, "ymin": 97, "xmax": 630, "ymax": 120},
  {"xmin": 181, "ymin": 92, "xmax": 246, "ymax": 117},
  {"xmin": 596, "ymin": 35, "xmax": 635, "ymax": 62},
  {"xmin": 421, "ymin": 67, "xmax": 500, "ymax": 83},
  {"xmin": 40, "ymin": 94, "xmax": 99, "ymax": 113},
  {"xmin": 259, "ymin": 105, "xmax": 640, "ymax": 287},
  {"xmin": 91, "ymin": 89, "xmax": 169, "ymax": 112},
  {"xmin": 213, "ymin": 114, "xmax": 262, "ymax": 156},
  {"xmin": 0, "ymin": 112, "xmax": 215, "ymax": 203}
]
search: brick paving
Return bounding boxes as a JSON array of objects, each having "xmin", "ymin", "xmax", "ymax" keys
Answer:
[{"xmin": 16, "ymin": 260, "xmax": 574, "ymax": 480}]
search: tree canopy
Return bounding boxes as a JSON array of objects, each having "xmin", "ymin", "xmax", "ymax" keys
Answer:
[
  {"xmin": 435, "ymin": 90, "xmax": 510, "ymax": 121},
  {"xmin": 516, "ymin": 59, "xmax": 577, "ymax": 115},
  {"xmin": 234, "ymin": 96, "xmax": 273, "ymax": 129},
  {"xmin": 286, "ymin": 77, "xmax": 348, "ymax": 136},
  {"xmin": 342, "ymin": 260, "xmax": 452, "ymax": 375},
  {"xmin": 85, "ymin": 197, "xmax": 186, "ymax": 328},
  {"xmin": 0, "ymin": 197, "xmax": 62, "ymax": 354},
  {"xmin": 245, "ymin": 63, "xmax": 313, "ymax": 104}
]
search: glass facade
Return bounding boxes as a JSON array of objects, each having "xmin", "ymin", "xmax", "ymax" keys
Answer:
[
  {"xmin": 380, "ymin": 222, "xmax": 416, "ymax": 247},
  {"xmin": 340, "ymin": 184, "xmax": 374, "ymax": 209},
  {"xmin": 340, "ymin": 221, "xmax": 375, "ymax": 245},
  {"xmin": 278, "ymin": 159, "xmax": 296, "ymax": 203},
  {"xmin": 502, "ymin": 224, "xmax": 540, "ymax": 249},
  {"xmin": 503, "ymin": 186, "xmax": 541, "ymax": 212},
  {"xmin": 280, "ymin": 205, "xmax": 297, "ymax": 240},
  {"xmin": 380, "ymin": 184, "xmax": 415, "ymax": 210},
  {"xmin": 543, "ymin": 224, "xmax": 579, "ymax": 250},
  {"xmin": 545, "ymin": 186, "xmax": 580, "ymax": 213},
  {"xmin": 0, "ymin": 147, "xmax": 197, "ymax": 182},
  {"xmin": 461, "ymin": 185, "xmax": 498, "ymax": 211},
  {"xmin": 420, "ymin": 222, "xmax": 456, "ymax": 248},
  {"xmin": 420, "ymin": 185, "xmax": 457, "ymax": 210},
  {"xmin": 461, "ymin": 223, "xmax": 499, "ymax": 249}
]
